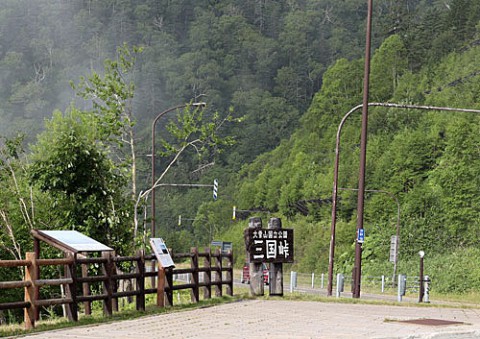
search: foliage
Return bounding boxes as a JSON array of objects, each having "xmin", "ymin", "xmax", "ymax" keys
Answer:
[
  {"xmin": 233, "ymin": 32, "xmax": 480, "ymax": 294},
  {"xmin": 28, "ymin": 108, "xmax": 132, "ymax": 253},
  {"xmin": 1, "ymin": 0, "xmax": 480, "ymax": 298},
  {"xmin": 0, "ymin": 134, "xmax": 33, "ymax": 261}
]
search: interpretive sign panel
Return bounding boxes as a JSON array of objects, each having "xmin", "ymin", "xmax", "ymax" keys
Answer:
[
  {"xmin": 246, "ymin": 228, "xmax": 294, "ymax": 263},
  {"xmin": 36, "ymin": 230, "xmax": 113, "ymax": 252},
  {"xmin": 150, "ymin": 238, "xmax": 175, "ymax": 268}
]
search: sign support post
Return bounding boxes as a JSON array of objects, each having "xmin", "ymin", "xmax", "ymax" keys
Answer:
[
  {"xmin": 157, "ymin": 267, "xmax": 165, "ymax": 307},
  {"xmin": 244, "ymin": 217, "xmax": 264, "ymax": 296},
  {"xmin": 150, "ymin": 238, "xmax": 175, "ymax": 308},
  {"xmin": 269, "ymin": 218, "xmax": 284, "ymax": 296}
]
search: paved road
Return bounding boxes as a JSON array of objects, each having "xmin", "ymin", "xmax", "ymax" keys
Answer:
[{"xmin": 16, "ymin": 299, "xmax": 480, "ymax": 339}]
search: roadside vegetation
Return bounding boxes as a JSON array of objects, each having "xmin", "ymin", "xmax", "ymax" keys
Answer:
[{"xmin": 1, "ymin": 0, "xmax": 480, "ymax": 328}]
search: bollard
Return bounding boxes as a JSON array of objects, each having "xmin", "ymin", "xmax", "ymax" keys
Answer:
[
  {"xmin": 381, "ymin": 275, "xmax": 385, "ymax": 293},
  {"xmin": 290, "ymin": 271, "xmax": 297, "ymax": 293},
  {"xmin": 397, "ymin": 274, "xmax": 406, "ymax": 302},
  {"xmin": 336, "ymin": 273, "xmax": 344, "ymax": 298},
  {"xmin": 424, "ymin": 275, "xmax": 431, "ymax": 303},
  {"xmin": 321, "ymin": 273, "xmax": 324, "ymax": 289},
  {"xmin": 311, "ymin": 273, "xmax": 315, "ymax": 289}
]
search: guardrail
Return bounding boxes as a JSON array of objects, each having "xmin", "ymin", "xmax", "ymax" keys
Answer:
[
  {"xmin": 0, "ymin": 247, "xmax": 233, "ymax": 329},
  {"xmin": 287, "ymin": 272, "xmax": 420, "ymax": 297}
]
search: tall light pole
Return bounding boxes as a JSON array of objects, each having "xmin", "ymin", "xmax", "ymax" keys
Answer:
[
  {"xmin": 327, "ymin": 102, "xmax": 480, "ymax": 297},
  {"xmin": 151, "ymin": 102, "xmax": 206, "ymax": 238}
]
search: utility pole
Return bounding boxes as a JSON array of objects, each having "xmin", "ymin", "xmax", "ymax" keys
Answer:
[{"xmin": 353, "ymin": 0, "xmax": 373, "ymax": 299}]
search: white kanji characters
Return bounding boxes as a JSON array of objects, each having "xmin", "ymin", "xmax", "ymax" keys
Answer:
[
  {"xmin": 266, "ymin": 240, "xmax": 277, "ymax": 259},
  {"xmin": 278, "ymin": 240, "xmax": 290, "ymax": 258},
  {"xmin": 253, "ymin": 240, "xmax": 264, "ymax": 259}
]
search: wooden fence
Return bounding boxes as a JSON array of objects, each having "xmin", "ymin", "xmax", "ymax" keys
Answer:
[{"xmin": 0, "ymin": 247, "xmax": 233, "ymax": 329}]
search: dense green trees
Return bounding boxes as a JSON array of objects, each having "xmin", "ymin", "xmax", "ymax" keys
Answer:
[
  {"xmin": 29, "ymin": 108, "xmax": 133, "ymax": 253},
  {"xmin": 1, "ymin": 0, "xmax": 480, "ymax": 295},
  {"xmin": 231, "ymin": 31, "xmax": 480, "ymax": 292}
]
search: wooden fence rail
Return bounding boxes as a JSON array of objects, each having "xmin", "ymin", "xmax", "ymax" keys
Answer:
[{"xmin": 0, "ymin": 247, "xmax": 233, "ymax": 329}]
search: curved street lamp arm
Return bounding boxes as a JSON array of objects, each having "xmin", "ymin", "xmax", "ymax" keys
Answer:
[{"xmin": 327, "ymin": 102, "xmax": 480, "ymax": 297}]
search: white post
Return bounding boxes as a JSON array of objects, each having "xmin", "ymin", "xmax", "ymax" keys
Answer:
[
  {"xmin": 321, "ymin": 273, "xmax": 324, "ymax": 289},
  {"xmin": 290, "ymin": 271, "xmax": 294, "ymax": 293},
  {"xmin": 424, "ymin": 275, "xmax": 430, "ymax": 303},
  {"xmin": 336, "ymin": 273, "xmax": 344, "ymax": 298},
  {"xmin": 311, "ymin": 273, "xmax": 315, "ymax": 289},
  {"xmin": 381, "ymin": 275, "xmax": 385, "ymax": 293},
  {"xmin": 397, "ymin": 274, "xmax": 406, "ymax": 302}
]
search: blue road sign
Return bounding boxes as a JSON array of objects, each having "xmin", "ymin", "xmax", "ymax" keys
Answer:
[{"xmin": 357, "ymin": 228, "xmax": 365, "ymax": 243}]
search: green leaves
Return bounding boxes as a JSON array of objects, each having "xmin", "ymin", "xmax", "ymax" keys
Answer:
[
  {"xmin": 28, "ymin": 107, "xmax": 131, "ymax": 250},
  {"xmin": 159, "ymin": 104, "xmax": 236, "ymax": 161}
]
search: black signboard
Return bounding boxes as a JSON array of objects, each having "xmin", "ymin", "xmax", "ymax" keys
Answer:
[{"xmin": 246, "ymin": 228, "xmax": 294, "ymax": 263}]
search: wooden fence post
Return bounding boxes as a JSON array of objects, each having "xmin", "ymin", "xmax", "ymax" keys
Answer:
[
  {"xmin": 214, "ymin": 248, "xmax": 222, "ymax": 297},
  {"xmin": 24, "ymin": 252, "xmax": 36, "ymax": 330},
  {"xmin": 225, "ymin": 250, "xmax": 233, "ymax": 296},
  {"xmin": 150, "ymin": 261, "xmax": 156, "ymax": 292},
  {"xmin": 64, "ymin": 252, "xmax": 78, "ymax": 321},
  {"xmin": 102, "ymin": 252, "xmax": 113, "ymax": 316},
  {"xmin": 111, "ymin": 252, "xmax": 118, "ymax": 313},
  {"xmin": 203, "ymin": 247, "xmax": 211, "ymax": 300},
  {"xmin": 135, "ymin": 250, "xmax": 145, "ymax": 311},
  {"xmin": 190, "ymin": 248, "xmax": 199, "ymax": 303},
  {"xmin": 33, "ymin": 239, "xmax": 40, "ymax": 321},
  {"xmin": 80, "ymin": 253, "xmax": 91, "ymax": 315}
]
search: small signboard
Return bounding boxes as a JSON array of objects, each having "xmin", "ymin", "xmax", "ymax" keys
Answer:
[
  {"xmin": 150, "ymin": 238, "xmax": 175, "ymax": 268},
  {"xmin": 211, "ymin": 240, "xmax": 232, "ymax": 254},
  {"xmin": 246, "ymin": 228, "xmax": 294, "ymax": 263},
  {"xmin": 357, "ymin": 228, "xmax": 365, "ymax": 244},
  {"xmin": 389, "ymin": 235, "xmax": 397, "ymax": 262}
]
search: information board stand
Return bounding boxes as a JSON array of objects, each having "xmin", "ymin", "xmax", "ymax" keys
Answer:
[{"xmin": 150, "ymin": 238, "xmax": 175, "ymax": 307}]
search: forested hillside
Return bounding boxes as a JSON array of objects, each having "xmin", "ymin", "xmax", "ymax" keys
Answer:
[
  {"xmin": 0, "ymin": 0, "xmax": 480, "ymax": 299},
  {"xmin": 227, "ymin": 20, "xmax": 480, "ymax": 293}
]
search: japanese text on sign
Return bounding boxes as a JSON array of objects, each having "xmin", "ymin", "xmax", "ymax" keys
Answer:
[{"xmin": 247, "ymin": 228, "xmax": 294, "ymax": 263}]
